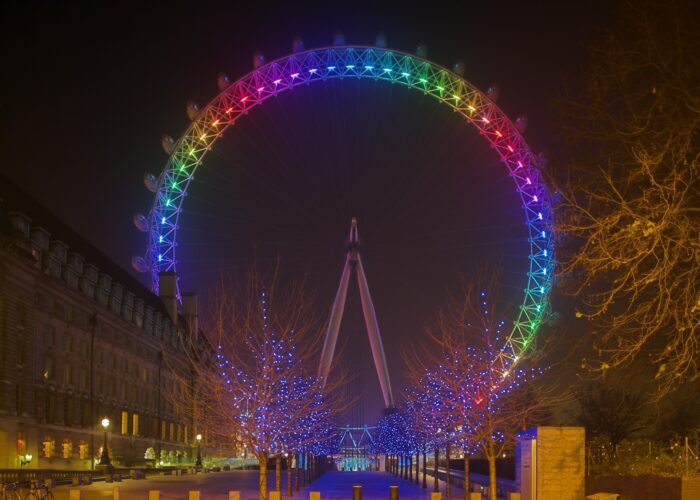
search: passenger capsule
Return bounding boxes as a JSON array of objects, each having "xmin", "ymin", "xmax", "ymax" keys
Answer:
[
  {"xmin": 515, "ymin": 115, "xmax": 528, "ymax": 133},
  {"xmin": 217, "ymin": 73, "xmax": 231, "ymax": 91},
  {"xmin": 452, "ymin": 60, "xmax": 465, "ymax": 77},
  {"xmin": 133, "ymin": 213, "xmax": 149, "ymax": 232},
  {"xmin": 161, "ymin": 135, "xmax": 175, "ymax": 155},
  {"xmin": 186, "ymin": 101, "xmax": 200, "ymax": 121},
  {"xmin": 333, "ymin": 31, "xmax": 346, "ymax": 46},
  {"xmin": 131, "ymin": 256, "xmax": 149, "ymax": 273},
  {"xmin": 487, "ymin": 84, "xmax": 499, "ymax": 102},
  {"xmin": 415, "ymin": 43, "xmax": 428, "ymax": 58},
  {"xmin": 292, "ymin": 37, "xmax": 304, "ymax": 53},
  {"xmin": 143, "ymin": 172, "xmax": 158, "ymax": 192},
  {"xmin": 253, "ymin": 51, "xmax": 265, "ymax": 69}
]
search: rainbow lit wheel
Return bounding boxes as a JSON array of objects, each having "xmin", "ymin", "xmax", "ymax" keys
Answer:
[{"xmin": 134, "ymin": 42, "xmax": 554, "ymax": 369}]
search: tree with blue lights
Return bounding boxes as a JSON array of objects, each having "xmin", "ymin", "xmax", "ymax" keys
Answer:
[
  {"xmin": 174, "ymin": 269, "xmax": 342, "ymax": 500},
  {"xmin": 403, "ymin": 273, "xmax": 548, "ymax": 500}
]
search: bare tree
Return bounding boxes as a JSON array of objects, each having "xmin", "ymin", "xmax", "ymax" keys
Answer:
[{"xmin": 551, "ymin": 0, "xmax": 700, "ymax": 392}]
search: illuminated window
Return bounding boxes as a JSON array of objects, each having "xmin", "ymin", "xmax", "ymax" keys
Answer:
[
  {"xmin": 160, "ymin": 420, "xmax": 166, "ymax": 440},
  {"xmin": 177, "ymin": 424, "xmax": 181, "ymax": 443},
  {"xmin": 132, "ymin": 413, "xmax": 139, "ymax": 436},
  {"xmin": 121, "ymin": 411, "xmax": 128, "ymax": 434},
  {"xmin": 169, "ymin": 422, "xmax": 174, "ymax": 441},
  {"xmin": 142, "ymin": 367, "xmax": 148, "ymax": 383},
  {"xmin": 78, "ymin": 441, "xmax": 89, "ymax": 459},
  {"xmin": 62, "ymin": 439, "xmax": 73, "ymax": 459},
  {"xmin": 42, "ymin": 437, "xmax": 56, "ymax": 458}
]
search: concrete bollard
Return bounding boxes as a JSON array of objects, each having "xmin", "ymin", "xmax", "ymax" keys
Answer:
[
  {"xmin": 72, "ymin": 477, "xmax": 81, "ymax": 486},
  {"xmin": 270, "ymin": 492, "xmax": 281, "ymax": 500},
  {"xmin": 69, "ymin": 489, "xmax": 82, "ymax": 500},
  {"xmin": 189, "ymin": 491, "xmax": 201, "ymax": 500},
  {"xmin": 469, "ymin": 494, "xmax": 481, "ymax": 500},
  {"xmin": 389, "ymin": 485, "xmax": 399, "ymax": 500},
  {"xmin": 229, "ymin": 492, "xmax": 241, "ymax": 500},
  {"xmin": 309, "ymin": 493, "xmax": 320, "ymax": 500},
  {"xmin": 353, "ymin": 485, "xmax": 362, "ymax": 500},
  {"xmin": 149, "ymin": 490, "xmax": 160, "ymax": 500},
  {"xmin": 430, "ymin": 493, "xmax": 441, "ymax": 500},
  {"xmin": 113, "ymin": 486, "xmax": 120, "ymax": 500},
  {"xmin": 508, "ymin": 494, "xmax": 521, "ymax": 500}
]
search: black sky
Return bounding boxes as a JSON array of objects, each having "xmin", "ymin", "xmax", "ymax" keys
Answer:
[{"xmin": 1, "ymin": 0, "xmax": 617, "ymax": 423}]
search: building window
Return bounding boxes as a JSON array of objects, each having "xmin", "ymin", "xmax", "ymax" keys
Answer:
[
  {"xmin": 120, "ymin": 382, "xmax": 126, "ymax": 400},
  {"xmin": 44, "ymin": 325, "xmax": 55, "ymax": 346},
  {"xmin": 121, "ymin": 411, "xmax": 128, "ymax": 435},
  {"xmin": 79, "ymin": 367, "xmax": 88, "ymax": 390},
  {"xmin": 169, "ymin": 422, "xmax": 174, "ymax": 441},
  {"xmin": 15, "ymin": 385, "xmax": 24, "ymax": 415},
  {"xmin": 45, "ymin": 393, "xmax": 56, "ymax": 423},
  {"xmin": 44, "ymin": 356, "xmax": 54, "ymax": 380},
  {"xmin": 78, "ymin": 441, "xmax": 89, "ymax": 459},
  {"xmin": 17, "ymin": 303, "xmax": 27, "ymax": 328},
  {"xmin": 42, "ymin": 437, "xmax": 56, "ymax": 458},
  {"xmin": 64, "ymin": 334, "xmax": 73, "ymax": 353},
  {"xmin": 177, "ymin": 423, "xmax": 181, "ymax": 443},
  {"xmin": 62, "ymin": 439, "xmax": 73, "ymax": 459},
  {"xmin": 17, "ymin": 340, "xmax": 26, "ymax": 366},
  {"xmin": 62, "ymin": 364, "xmax": 72, "ymax": 386},
  {"xmin": 110, "ymin": 379, "xmax": 116, "ymax": 398},
  {"xmin": 141, "ymin": 367, "xmax": 148, "ymax": 383},
  {"xmin": 63, "ymin": 397, "xmax": 73, "ymax": 426},
  {"xmin": 132, "ymin": 413, "xmax": 139, "ymax": 436},
  {"xmin": 111, "ymin": 353, "xmax": 117, "ymax": 370},
  {"xmin": 161, "ymin": 421, "xmax": 166, "ymax": 440},
  {"xmin": 81, "ymin": 401, "xmax": 90, "ymax": 428}
]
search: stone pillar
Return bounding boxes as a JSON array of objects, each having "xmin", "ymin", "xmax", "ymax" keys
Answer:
[
  {"xmin": 516, "ymin": 426, "xmax": 585, "ymax": 500},
  {"xmin": 158, "ymin": 272, "xmax": 178, "ymax": 323},
  {"xmin": 182, "ymin": 292, "xmax": 198, "ymax": 334}
]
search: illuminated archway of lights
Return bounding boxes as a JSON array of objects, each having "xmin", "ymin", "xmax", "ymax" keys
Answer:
[{"xmin": 137, "ymin": 45, "xmax": 554, "ymax": 368}]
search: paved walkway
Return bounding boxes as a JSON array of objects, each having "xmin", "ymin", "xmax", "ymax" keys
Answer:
[
  {"xmin": 51, "ymin": 470, "xmax": 463, "ymax": 500},
  {"xmin": 302, "ymin": 471, "xmax": 463, "ymax": 500}
]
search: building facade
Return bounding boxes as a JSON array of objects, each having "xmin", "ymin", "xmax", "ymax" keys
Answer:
[{"xmin": 0, "ymin": 177, "xmax": 207, "ymax": 470}]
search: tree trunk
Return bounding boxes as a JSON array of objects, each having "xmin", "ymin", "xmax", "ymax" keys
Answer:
[
  {"xmin": 422, "ymin": 450, "xmax": 427, "ymax": 489},
  {"xmin": 463, "ymin": 451, "xmax": 470, "ymax": 500},
  {"xmin": 301, "ymin": 453, "xmax": 306, "ymax": 487},
  {"xmin": 409, "ymin": 453, "xmax": 413, "ymax": 481},
  {"xmin": 258, "ymin": 452, "xmax": 268, "ymax": 500},
  {"xmin": 276, "ymin": 454, "xmax": 282, "ymax": 493},
  {"xmin": 287, "ymin": 454, "xmax": 292, "ymax": 497},
  {"xmin": 433, "ymin": 448, "xmax": 439, "ymax": 492},
  {"xmin": 294, "ymin": 452, "xmax": 300, "ymax": 492},
  {"xmin": 488, "ymin": 440, "xmax": 497, "ymax": 500},
  {"xmin": 445, "ymin": 444, "xmax": 451, "ymax": 498}
]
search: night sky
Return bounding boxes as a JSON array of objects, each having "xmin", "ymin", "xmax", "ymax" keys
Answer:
[{"xmin": 1, "ymin": 1, "xmax": 615, "ymax": 423}]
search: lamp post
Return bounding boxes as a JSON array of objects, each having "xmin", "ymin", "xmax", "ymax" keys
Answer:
[
  {"xmin": 195, "ymin": 434, "xmax": 202, "ymax": 467},
  {"xmin": 20, "ymin": 453, "xmax": 32, "ymax": 468},
  {"xmin": 99, "ymin": 418, "xmax": 112, "ymax": 466}
]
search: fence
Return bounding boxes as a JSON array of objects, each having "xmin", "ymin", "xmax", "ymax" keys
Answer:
[{"xmin": 586, "ymin": 436, "xmax": 700, "ymax": 477}]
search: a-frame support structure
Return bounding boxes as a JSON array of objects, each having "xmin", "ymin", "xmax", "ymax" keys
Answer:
[{"xmin": 318, "ymin": 218, "xmax": 395, "ymax": 408}]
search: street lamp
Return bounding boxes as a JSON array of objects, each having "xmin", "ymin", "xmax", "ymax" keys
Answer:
[
  {"xmin": 99, "ymin": 417, "xmax": 112, "ymax": 466},
  {"xmin": 20, "ymin": 453, "xmax": 32, "ymax": 468},
  {"xmin": 195, "ymin": 434, "xmax": 202, "ymax": 467}
]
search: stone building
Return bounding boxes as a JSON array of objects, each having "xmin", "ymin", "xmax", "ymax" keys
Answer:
[{"xmin": 0, "ymin": 176, "xmax": 209, "ymax": 470}]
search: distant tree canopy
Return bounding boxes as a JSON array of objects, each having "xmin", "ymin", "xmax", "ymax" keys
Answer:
[{"xmin": 552, "ymin": 0, "xmax": 700, "ymax": 393}]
